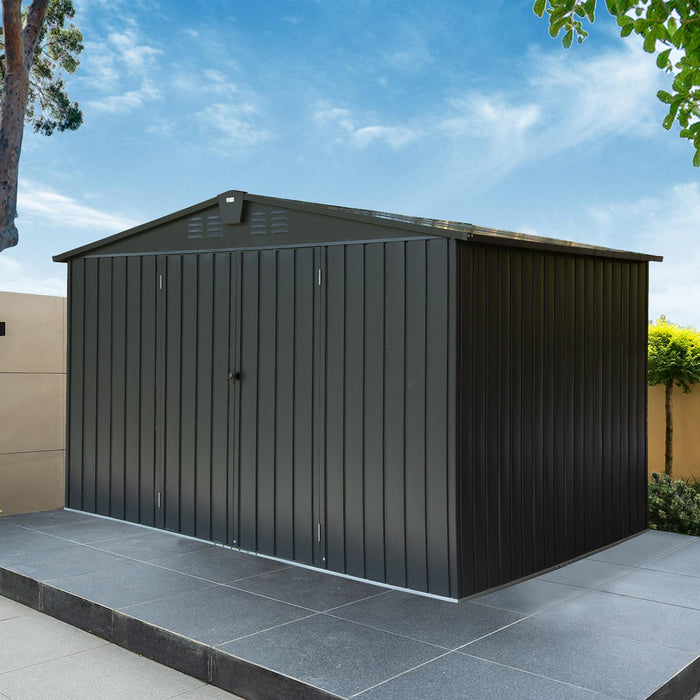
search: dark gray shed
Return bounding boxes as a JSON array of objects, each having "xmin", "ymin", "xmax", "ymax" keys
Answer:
[{"xmin": 54, "ymin": 190, "xmax": 661, "ymax": 599}]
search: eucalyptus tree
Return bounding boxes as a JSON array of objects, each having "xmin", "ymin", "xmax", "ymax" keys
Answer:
[{"xmin": 0, "ymin": 0, "xmax": 82, "ymax": 251}]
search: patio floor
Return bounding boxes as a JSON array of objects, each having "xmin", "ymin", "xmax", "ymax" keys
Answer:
[{"xmin": 0, "ymin": 509, "xmax": 698, "ymax": 699}]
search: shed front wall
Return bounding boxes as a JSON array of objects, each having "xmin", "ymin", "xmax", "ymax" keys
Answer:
[
  {"xmin": 458, "ymin": 242, "xmax": 648, "ymax": 597},
  {"xmin": 66, "ymin": 237, "xmax": 458, "ymax": 597}
]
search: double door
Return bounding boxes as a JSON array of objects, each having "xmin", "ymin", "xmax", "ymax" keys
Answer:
[{"xmin": 155, "ymin": 248, "xmax": 323, "ymax": 566}]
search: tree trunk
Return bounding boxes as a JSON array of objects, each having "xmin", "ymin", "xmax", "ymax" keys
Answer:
[
  {"xmin": 664, "ymin": 380, "xmax": 673, "ymax": 477},
  {"xmin": 0, "ymin": 0, "xmax": 50, "ymax": 252}
]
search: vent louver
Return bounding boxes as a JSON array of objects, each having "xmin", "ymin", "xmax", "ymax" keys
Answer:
[
  {"xmin": 187, "ymin": 214, "xmax": 225, "ymax": 239},
  {"xmin": 206, "ymin": 215, "xmax": 224, "ymax": 238},
  {"xmin": 249, "ymin": 212, "xmax": 268, "ymax": 235},
  {"xmin": 248, "ymin": 210, "xmax": 288, "ymax": 236},
  {"xmin": 270, "ymin": 210, "xmax": 288, "ymax": 234},
  {"xmin": 187, "ymin": 216, "xmax": 204, "ymax": 239}
]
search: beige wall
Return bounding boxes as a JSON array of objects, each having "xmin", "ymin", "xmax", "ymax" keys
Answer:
[
  {"xmin": 648, "ymin": 383, "xmax": 700, "ymax": 481},
  {"xmin": 0, "ymin": 291, "xmax": 66, "ymax": 515}
]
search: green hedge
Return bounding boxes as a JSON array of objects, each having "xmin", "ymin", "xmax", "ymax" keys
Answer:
[{"xmin": 648, "ymin": 472, "xmax": 700, "ymax": 536}]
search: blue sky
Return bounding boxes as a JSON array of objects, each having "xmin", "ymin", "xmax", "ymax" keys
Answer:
[{"xmin": 4, "ymin": 0, "xmax": 699, "ymax": 327}]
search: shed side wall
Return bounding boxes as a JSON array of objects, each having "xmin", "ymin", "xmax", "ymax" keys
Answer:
[{"xmin": 458, "ymin": 243, "xmax": 648, "ymax": 597}]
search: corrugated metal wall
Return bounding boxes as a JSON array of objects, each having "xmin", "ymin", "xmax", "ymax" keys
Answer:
[
  {"xmin": 66, "ymin": 237, "xmax": 458, "ymax": 597},
  {"xmin": 458, "ymin": 243, "xmax": 648, "ymax": 597},
  {"xmin": 68, "ymin": 256, "xmax": 159, "ymax": 525},
  {"xmin": 234, "ymin": 247, "xmax": 319, "ymax": 564},
  {"xmin": 321, "ymin": 239, "xmax": 457, "ymax": 596}
]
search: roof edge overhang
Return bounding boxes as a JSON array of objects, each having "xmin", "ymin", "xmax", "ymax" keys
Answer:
[{"xmin": 53, "ymin": 190, "xmax": 663, "ymax": 263}]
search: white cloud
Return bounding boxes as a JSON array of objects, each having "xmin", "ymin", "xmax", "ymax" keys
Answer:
[
  {"xmin": 197, "ymin": 103, "xmax": 269, "ymax": 149},
  {"xmin": 80, "ymin": 23, "xmax": 162, "ymax": 114},
  {"xmin": 313, "ymin": 42, "xmax": 663, "ymax": 184},
  {"xmin": 435, "ymin": 43, "xmax": 662, "ymax": 187},
  {"xmin": 352, "ymin": 125, "xmax": 418, "ymax": 148},
  {"xmin": 86, "ymin": 80, "xmax": 160, "ymax": 113},
  {"xmin": 314, "ymin": 105, "xmax": 419, "ymax": 149},
  {"xmin": 0, "ymin": 255, "xmax": 67, "ymax": 296},
  {"xmin": 18, "ymin": 180, "xmax": 138, "ymax": 232},
  {"xmin": 108, "ymin": 29, "xmax": 162, "ymax": 74},
  {"xmin": 145, "ymin": 116, "xmax": 176, "ymax": 137}
]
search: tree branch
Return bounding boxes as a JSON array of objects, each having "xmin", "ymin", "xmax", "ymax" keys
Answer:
[
  {"xmin": 2, "ymin": 0, "xmax": 24, "ymax": 76},
  {"xmin": 21, "ymin": 0, "xmax": 50, "ymax": 65}
]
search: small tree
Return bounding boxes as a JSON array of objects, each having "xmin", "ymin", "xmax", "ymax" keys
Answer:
[
  {"xmin": 648, "ymin": 317, "xmax": 700, "ymax": 477},
  {"xmin": 0, "ymin": 0, "xmax": 83, "ymax": 252}
]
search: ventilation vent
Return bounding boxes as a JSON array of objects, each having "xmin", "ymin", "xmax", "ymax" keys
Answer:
[
  {"xmin": 270, "ymin": 210, "xmax": 288, "ymax": 234},
  {"xmin": 187, "ymin": 214, "xmax": 225, "ymax": 239},
  {"xmin": 248, "ymin": 210, "xmax": 289, "ymax": 236},
  {"xmin": 249, "ymin": 212, "xmax": 268, "ymax": 235},
  {"xmin": 187, "ymin": 216, "xmax": 204, "ymax": 239},
  {"xmin": 205, "ymin": 214, "xmax": 224, "ymax": 238}
]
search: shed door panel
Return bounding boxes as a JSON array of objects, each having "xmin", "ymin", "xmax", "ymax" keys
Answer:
[
  {"xmin": 235, "ymin": 248, "xmax": 319, "ymax": 565},
  {"xmin": 158, "ymin": 253, "xmax": 237, "ymax": 543}
]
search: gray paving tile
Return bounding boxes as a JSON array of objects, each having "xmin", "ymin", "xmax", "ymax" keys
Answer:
[
  {"xmin": 0, "ymin": 525, "xmax": 68, "ymax": 556},
  {"xmin": 122, "ymin": 584, "xmax": 314, "ymax": 646},
  {"xmin": 177, "ymin": 686, "xmax": 243, "ymax": 699},
  {"xmin": 152, "ymin": 545, "xmax": 289, "ymax": 584},
  {"xmin": 356, "ymin": 650, "xmax": 605, "ymax": 699},
  {"xmin": 472, "ymin": 578, "xmax": 584, "ymax": 614},
  {"xmin": 594, "ymin": 567, "xmax": 700, "ymax": 609},
  {"xmin": 28, "ymin": 516, "xmax": 146, "ymax": 543},
  {"xmin": 0, "ymin": 509, "xmax": 94, "ymax": 528},
  {"xmin": 464, "ymin": 615, "xmax": 695, "ymax": 699},
  {"xmin": 230, "ymin": 565, "xmax": 384, "ymax": 611},
  {"xmin": 90, "ymin": 530, "xmax": 215, "ymax": 562},
  {"xmin": 330, "ymin": 590, "xmax": 523, "ymax": 649},
  {"xmin": 535, "ymin": 589, "xmax": 700, "ymax": 653},
  {"xmin": 642, "ymin": 538, "xmax": 700, "ymax": 577},
  {"xmin": 49, "ymin": 561, "xmax": 215, "ymax": 609},
  {"xmin": 0, "ymin": 641, "xmax": 205, "ymax": 700},
  {"xmin": 0, "ymin": 595, "xmax": 35, "ymax": 621},
  {"xmin": 0, "ymin": 540, "xmax": 130, "ymax": 581},
  {"xmin": 220, "ymin": 613, "xmax": 443, "ymax": 697},
  {"xmin": 539, "ymin": 559, "xmax": 635, "ymax": 588},
  {"xmin": 590, "ymin": 530, "xmax": 695, "ymax": 567},
  {"xmin": 0, "ymin": 608, "xmax": 108, "ymax": 674}
]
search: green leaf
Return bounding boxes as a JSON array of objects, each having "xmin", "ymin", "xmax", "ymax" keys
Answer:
[
  {"xmin": 620, "ymin": 23, "xmax": 634, "ymax": 37},
  {"xmin": 643, "ymin": 30, "xmax": 657, "ymax": 53},
  {"xmin": 657, "ymin": 48, "xmax": 672, "ymax": 68},
  {"xmin": 693, "ymin": 149, "xmax": 700, "ymax": 167},
  {"xmin": 533, "ymin": 0, "xmax": 547, "ymax": 17},
  {"xmin": 657, "ymin": 89, "xmax": 675, "ymax": 104},
  {"xmin": 563, "ymin": 28, "xmax": 573, "ymax": 47},
  {"xmin": 663, "ymin": 112, "xmax": 675, "ymax": 129},
  {"xmin": 667, "ymin": 15, "xmax": 677, "ymax": 36}
]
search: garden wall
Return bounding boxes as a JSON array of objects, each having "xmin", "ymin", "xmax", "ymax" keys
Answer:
[
  {"xmin": 0, "ymin": 291, "xmax": 66, "ymax": 515},
  {"xmin": 648, "ymin": 383, "xmax": 700, "ymax": 481}
]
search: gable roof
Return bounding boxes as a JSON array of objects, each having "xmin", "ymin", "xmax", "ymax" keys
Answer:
[{"xmin": 54, "ymin": 190, "xmax": 663, "ymax": 263}]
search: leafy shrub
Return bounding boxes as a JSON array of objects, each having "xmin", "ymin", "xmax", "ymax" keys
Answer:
[{"xmin": 648, "ymin": 472, "xmax": 700, "ymax": 536}]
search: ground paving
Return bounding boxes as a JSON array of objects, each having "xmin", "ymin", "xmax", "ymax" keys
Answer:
[
  {"xmin": 0, "ymin": 509, "xmax": 698, "ymax": 699},
  {"xmin": 0, "ymin": 595, "xmax": 241, "ymax": 699}
]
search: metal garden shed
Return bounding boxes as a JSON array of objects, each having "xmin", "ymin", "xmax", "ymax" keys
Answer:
[{"xmin": 54, "ymin": 190, "xmax": 661, "ymax": 599}]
